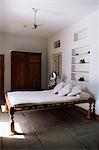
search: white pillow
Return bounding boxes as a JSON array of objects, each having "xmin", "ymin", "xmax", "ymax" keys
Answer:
[
  {"xmin": 80, "ymin": 92, "xmax": 92, "ymax": 100},
  {"xmin": 53, "ymin": 82, "xmax": 64, "ymax": 94},
  {"xmin": 68, "ymin": 85, "xmax": 81, "ymax": 96},
  {"xmin": 58, "ymin": 83, "xmax": 71, "ymax": 96}
]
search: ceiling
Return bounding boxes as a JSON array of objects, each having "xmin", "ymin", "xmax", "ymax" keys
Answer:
[{"xmin": 0, "ymin": 0, "xmax": 98, "ymax": 39}]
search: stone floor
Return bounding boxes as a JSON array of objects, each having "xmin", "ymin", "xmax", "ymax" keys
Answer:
[{"xmin": 0, "ymin": 107, "xmax": 99, "ymax": 150}]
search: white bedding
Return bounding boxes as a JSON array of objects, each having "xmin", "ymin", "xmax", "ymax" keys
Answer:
[{"xmin": 7, "ymin": 90, "xmax": 81, "ymax": 107}]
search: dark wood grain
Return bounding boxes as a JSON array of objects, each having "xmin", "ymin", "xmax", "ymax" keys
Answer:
[
  {"xmin": 11, "ymin": 51, "xmax": 41, "ymax": 91},
  {"xmin": 0, "ymin": 55, "xmax": 4, "ymax": 103}
]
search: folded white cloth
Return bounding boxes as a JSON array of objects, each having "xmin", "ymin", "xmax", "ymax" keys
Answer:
[
  {"xmin": 53, "ymin": 82, "xmax": 65, "ymax": 94},
  {"xmin": 58, "ymin": 83, "xmax": 71, "ymax": 96},
  {"xmin": 68, "ymin": 85, "xmax": 81, "ymax": 96}
]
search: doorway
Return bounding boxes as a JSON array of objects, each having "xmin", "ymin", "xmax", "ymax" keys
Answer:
[{"xmin": 53, "ymin": 52, "xmax": 62, "ymax": 76}]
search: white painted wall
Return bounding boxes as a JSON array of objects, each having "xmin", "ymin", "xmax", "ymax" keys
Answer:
[
  {"xmin": 48, "ymin": 10, "xmax": 99, "ymax": 115},
  {"xmin": 0, "ymin": 34, "xmax": 2, "ymax": 50},
  {"xmin": 0, "ymin": 33, "xmax": 48, "ymax": 92},
  {"xmin": 96, "ymin": 9, "xmax": 99, "ymax": 114}
]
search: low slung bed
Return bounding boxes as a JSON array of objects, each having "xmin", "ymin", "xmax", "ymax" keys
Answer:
[{"xmin": 5, "ymin": 89, "xmax": 95, "ymax": 134}]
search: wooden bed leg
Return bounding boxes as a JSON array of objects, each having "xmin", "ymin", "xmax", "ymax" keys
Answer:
[
  {"xmin": 5, "ymin": 102, "xmax": 9, "ymax": 112},
  {"xmin": 9, "ymin": 107, "xmax": 17, "ymax": 134},
  {"xmin": 86, "ymin": 98, "xmax": 92, "ymax": 120},
  {"xmin": 93, "ymin": 99, "xmax": 95, "ymax": 119}
]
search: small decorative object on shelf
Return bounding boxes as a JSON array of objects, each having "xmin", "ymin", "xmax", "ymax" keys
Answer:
[
  {"xmin": 79, "ymin": 77, "xmax": 85, "ymax": 81},
  {"xmin": 80, "ymin": 59, "xmax": 85, "ymax": 63},
  {"xmin": 71, "ymin": 27, "xmax": 90, "ymax": 82}
]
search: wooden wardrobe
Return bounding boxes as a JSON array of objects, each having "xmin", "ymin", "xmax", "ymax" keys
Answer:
[
  {"xmin": 0, "ymin": 55, "xmax": 4, "ymax": 102},
  {"xmin": 11, "ymin": 51, "xmax": 41, "ymax": 91}
]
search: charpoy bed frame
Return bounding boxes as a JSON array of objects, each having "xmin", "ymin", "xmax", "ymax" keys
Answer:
[{"xmin": 5, "ymin": 90, "xmax": 95, "ymax": 134}]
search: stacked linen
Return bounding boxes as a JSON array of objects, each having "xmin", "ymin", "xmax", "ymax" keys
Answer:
[{"xmin": 53, "ymin": 82, "xmax": 92, "ymax": 100}]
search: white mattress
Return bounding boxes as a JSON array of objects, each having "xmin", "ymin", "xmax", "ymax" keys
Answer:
[{"xmin": 7, "ymin": 90, "xmax": 81, "ymax": 107}]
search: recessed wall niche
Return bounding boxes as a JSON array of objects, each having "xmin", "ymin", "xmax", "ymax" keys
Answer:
[
  {"xmin": 54, "ymin": 40, "xmax": 60, "ymax": 48},
  {"xmin": 74, "ymin": 28, "xmax": 87, "ymax": 41}
]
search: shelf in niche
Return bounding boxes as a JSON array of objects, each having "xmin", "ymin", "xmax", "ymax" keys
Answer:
[
  {"xmin": 71, "ymin": 79, "xmax": 89, "ymax": 83},
  {"xmin": 72, "ymin": 45, "xmax": 90, "ymax": 51},
  {"xmin": 72, "ymin": 62, "xmax": 89, "ymax": 65},
  {"xmin": 71, "ymin": 72, "xmax": 89, "ymax": 82},
  {"xmin": 72, "ymin": 52, "xmax": 90, "ymax": 57},
  {"xmin": 71, "ymin": 36, "xmax": 90, "ymax": 83},
  {"xmin": 71, "ymin": 71, "xmax": 89, "ymax": 73}
]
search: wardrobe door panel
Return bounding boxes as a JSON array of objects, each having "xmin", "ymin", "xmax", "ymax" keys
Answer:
[
  {"xmin": 11, "ymin": 51, "xmax": 41, "ymax": 91},
  {"xmin": 0, "ymin": 55, "xmax": 4, "ymax": 102},
  {"xmin": 27, "ymin": 63, "xmax": 41, "ymax": 90},
  {"xmin": 11, "ymin": 63, "xmax": 25, "ymax": 90},
  {"xmin": 12, "ymin": 52, "xmax": 25, "ymax": 63},
  {"xmin": 29, "ymin": 54, "xmax": 41, "ymax": 63}
]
